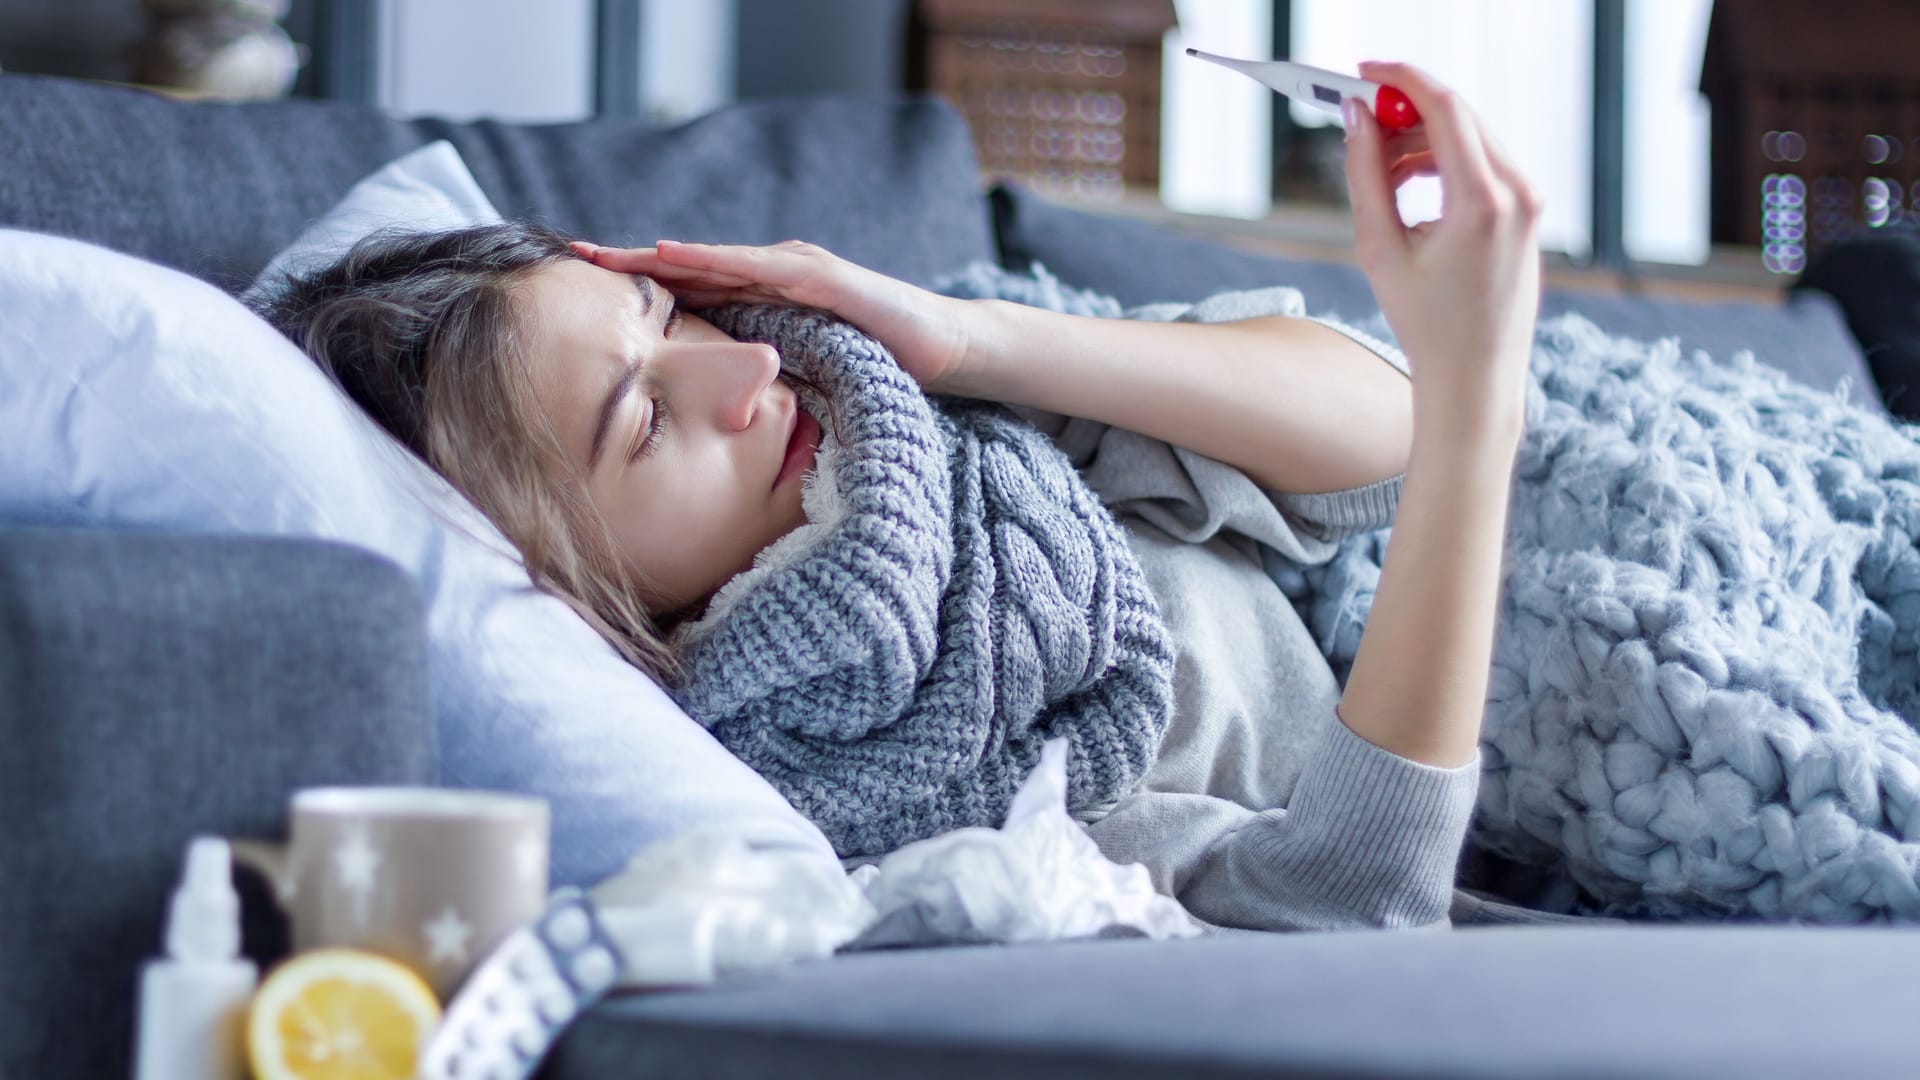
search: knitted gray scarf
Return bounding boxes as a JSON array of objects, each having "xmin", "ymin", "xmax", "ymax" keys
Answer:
[{"xmin": 668, "ymin": 303, "xmax": 1174, "ymax": 858}]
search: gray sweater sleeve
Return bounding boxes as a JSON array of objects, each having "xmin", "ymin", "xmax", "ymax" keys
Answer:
[
  {"xmin": 1271, "ymin": 312, "xmax": 1409, "ymax": 542},
  {"xmin": 1180, "ymin": 708, "xmax": 1479, "ymax": 930},
  {"xmin": 1086, "ymin": 707, "xmax": 1482, "ymax": 931}
]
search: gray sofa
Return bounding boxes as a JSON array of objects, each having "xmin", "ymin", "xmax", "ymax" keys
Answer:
[{"xmin": 5, "ymin": 73, "xmax": 1919, "ymax": 1080}]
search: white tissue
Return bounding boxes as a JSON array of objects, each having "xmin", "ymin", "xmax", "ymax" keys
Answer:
[
  {"xmin": 593, "ymin": 739, "xmax": 1201, "ymax": 989},
  {"xmin": 849, "ymin": 739, "xmax": 1202, "ymax": 948},
  {"xmin": 592, "ymin": 825, "xmax": 874, "ymax": 988}
]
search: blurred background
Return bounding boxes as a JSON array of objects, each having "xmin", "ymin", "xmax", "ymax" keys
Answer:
[{"xmin": 3, "ymin": 0, "xmax": 1915, "ymax": 297}]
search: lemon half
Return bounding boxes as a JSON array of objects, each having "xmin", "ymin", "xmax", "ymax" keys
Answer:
[{"xmin": 247, "ymin": 948, "xmax": 442, "ymax": 1080}]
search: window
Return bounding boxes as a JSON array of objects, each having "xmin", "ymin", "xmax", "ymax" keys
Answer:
[
  {"xmin": 1290, "ymin": 0, "xmax": 1595, "ymax": 256},
  {"xmin": 1166, "ymin": 0, "xmax": 1717, "ymax": 266}
]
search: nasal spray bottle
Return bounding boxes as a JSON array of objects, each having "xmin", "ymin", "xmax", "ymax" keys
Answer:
[{"xmin": 134, "ymin": 837, "xmax": 258, "ymax": 1080}]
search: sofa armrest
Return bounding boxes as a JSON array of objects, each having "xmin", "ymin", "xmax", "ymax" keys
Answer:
[{"xmin": 0, "ymin": 527, "xmax": 435, "ymax": 1080}]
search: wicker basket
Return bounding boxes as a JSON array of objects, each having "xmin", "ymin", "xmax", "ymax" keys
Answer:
[
  {"xmin": 907, "ymin": 0, "xmax": 1177, "ymax": 201},
  {"xmin": 1701, "ymin": 0, "xmax": 1920, "ymax": 275}
]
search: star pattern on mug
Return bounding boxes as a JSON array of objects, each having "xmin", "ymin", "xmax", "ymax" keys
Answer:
[
  {"xmin": 423, "ymin": 904, "xmax": 475, "ymax": 968},
  {"xmin": 513, "ymin": 836, "xmax": 545, "ymax": 883},
  {"xmin": 333, "ymin": 826, "xmax": 381, "ymax": 926}
]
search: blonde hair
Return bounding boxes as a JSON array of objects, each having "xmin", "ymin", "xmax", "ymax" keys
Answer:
[{"xmin": 252, "ymin": 222, "xmax": 683, "ymax": 681}]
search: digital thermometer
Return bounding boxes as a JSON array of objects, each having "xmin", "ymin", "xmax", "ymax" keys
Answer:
[{"xmin": 1185, "ymin": 49, "xmax": 1422, "ymax": 132}]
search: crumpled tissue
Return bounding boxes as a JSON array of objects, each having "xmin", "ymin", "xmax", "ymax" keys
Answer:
[{"xmin": 592, "ymin": 739, "xmax": 1201, "ymax": 988}]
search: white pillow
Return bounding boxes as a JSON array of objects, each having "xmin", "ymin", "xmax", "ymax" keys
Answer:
[
  {"xmin": 0, "ymin": 228, "xmax": 836, "ymax": 886},
  {"xmin": 241, "ymin": 140, "xmax": 504, "ymax": 303}
]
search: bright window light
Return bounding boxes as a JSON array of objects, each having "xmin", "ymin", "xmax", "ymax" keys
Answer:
[
  {"xmin": 378, "ymin": 0, "xmax": 594, "ymax": 123},
  {"xmin": 1623, "ymin": 0, "xmax": 1711, "ymax": 265},
  {"xmin": 1161, "ymin": 0, "xmax": 1274, "ymax": 220},
  {"xmin": 1291, "ymin": 0, "xmax": 1594, "ymax": 257}
]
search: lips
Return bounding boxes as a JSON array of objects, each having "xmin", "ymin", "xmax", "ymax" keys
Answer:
[{"xmin": 775, "ymin": 406, "xmax": 821, "ymax": 491}]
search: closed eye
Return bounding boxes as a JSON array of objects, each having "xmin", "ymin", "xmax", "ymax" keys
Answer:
[
  {"xmin": 630, "ymin": 397, "xmax": 670, "ymax": 462},
  {"xmin": 628, "ymin": 291, "xmax": 679, "ymax": 462}
]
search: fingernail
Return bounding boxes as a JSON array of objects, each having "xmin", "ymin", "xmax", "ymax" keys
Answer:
[
  {"xmin": 1342, "ymin": 99, "xmax": 1359, "ymax": 138},
  {"xmin": 570, "ymin": 240, "xmax": 598, "ymax": 255}
]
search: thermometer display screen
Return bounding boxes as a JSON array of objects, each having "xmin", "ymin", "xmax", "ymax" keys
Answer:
[{"xmin": 1312, "ymin": 83, "xmax": 1341, "ymax": 105}]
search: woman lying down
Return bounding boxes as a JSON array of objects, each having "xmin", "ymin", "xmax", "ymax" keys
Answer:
[
  {"xmin": 253, "ymin": 61, "xmax": 1563, "ymax": 929},
  {"xmin": 251, "ymin": 62, "xmax": 1566, "ymax": 931}
]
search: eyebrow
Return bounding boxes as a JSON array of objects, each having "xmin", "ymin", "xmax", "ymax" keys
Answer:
[{"xmin": 585, "ymin": 276, "xmax": 663, "ymax": 471}]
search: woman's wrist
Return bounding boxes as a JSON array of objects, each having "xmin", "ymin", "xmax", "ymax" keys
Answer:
[
  {"xmin": 1413, "ymin": 404, "xmax": 1523, "ymax": 458},
  {"xmin": 1410, "ymin": 370, "xmax": 1528, "ymax": 457},
  {"xmin": 923, "ymin": 297, "xmax": 1013, "ymax": 400}
]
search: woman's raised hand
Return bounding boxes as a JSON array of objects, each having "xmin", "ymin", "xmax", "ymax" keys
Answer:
[
  {"xmin": 1342, "ymin": 61, "xmax": 1543, "ymax": 442},
  {"xmin": 571, "ymin": 238, "xmax": 973, "ymax": 390}
]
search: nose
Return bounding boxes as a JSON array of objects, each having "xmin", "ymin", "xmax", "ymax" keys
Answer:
[{"xmin": 659, "ymin": 341, "xmax": 781, "ymax": 432}]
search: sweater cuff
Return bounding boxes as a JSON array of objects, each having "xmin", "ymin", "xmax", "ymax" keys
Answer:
[
  {"xmin": 1299, "ymin": 313, "xmax": 1412, "ymax": 378},
  {"xmin": 1252, "ymin": 709, "xmax": 1482, "ymax": 928},
  {"xmin": 1261, "ymin": 313, "xmax": 1410, "ymax": 540},
  {"xmin": 1270, "ymin": 473, "xmax": 1403, "ymax": 540}
]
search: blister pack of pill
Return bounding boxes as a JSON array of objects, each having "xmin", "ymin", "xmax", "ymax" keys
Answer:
[{"xmin": 419, "ymin": 888, "xmax": 625, "ymax": 1080}]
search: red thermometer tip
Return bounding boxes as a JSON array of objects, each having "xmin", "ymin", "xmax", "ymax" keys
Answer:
[{"xmin": 1373, "ymin": 85, "xmax": 1421, "ymax": 130}]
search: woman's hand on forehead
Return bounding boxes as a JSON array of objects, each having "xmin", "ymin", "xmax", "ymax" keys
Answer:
[{"xmin": 570, "ymin": 239, "xmax": 979, "ymax": 394}]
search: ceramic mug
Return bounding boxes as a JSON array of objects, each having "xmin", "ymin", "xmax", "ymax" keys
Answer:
[{"xmin": 232, "ymin": 787, "xmax": 550, "ymax": 999}]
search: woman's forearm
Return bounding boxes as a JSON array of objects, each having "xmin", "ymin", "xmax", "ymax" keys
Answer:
[
  {"xmin": 1336, "ymin": 415, "xmax": 1521, "ymax": 769},
  {"xmin": 944, "ymin": 298, "xmax": 1414, "ymax": 494}
]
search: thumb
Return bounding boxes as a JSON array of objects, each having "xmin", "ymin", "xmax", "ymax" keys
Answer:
[{"xmin": 1341, "ymin": 98, "xmax": 1406, "ymax": 269}]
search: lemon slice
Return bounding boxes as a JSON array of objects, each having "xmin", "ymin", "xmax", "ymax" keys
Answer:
[{"xmin": 247, "ymin": 948, "xmax": 442, "ymax": 1080}]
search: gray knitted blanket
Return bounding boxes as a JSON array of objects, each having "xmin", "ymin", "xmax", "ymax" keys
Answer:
[
  {"xmin": 669, "ymin": 303, "xmax": 1174, "ymax": 858},
  {"xmin": 940, "ymin": 265, "xmax": 1920, "ymax": 924},
  {"xmin": 1292, "ymin": 316, "xmax": 1920, "ymax": 923}
]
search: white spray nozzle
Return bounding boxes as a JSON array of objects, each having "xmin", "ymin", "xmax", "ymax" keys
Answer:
[{"xmin": 164, "ymin": 836, "xmax": 241, "ymax": 962}]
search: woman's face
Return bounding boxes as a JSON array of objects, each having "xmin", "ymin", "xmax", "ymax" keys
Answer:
[{"xmin": 517, "ymin": 258, "xmax": 821, "ymax": 617}]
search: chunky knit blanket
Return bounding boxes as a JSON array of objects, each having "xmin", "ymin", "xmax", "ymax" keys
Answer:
[
  {"xmin": 940, "ymin": 264, "xmax": 1920, "ymax": 924},
  {"xmin": 669, "ymin": 303, "xmax": 1174, "ymax": 858},
  {"xmin": 1308, "ymin": 314, "xmax": 1920, "ymax": 923}
]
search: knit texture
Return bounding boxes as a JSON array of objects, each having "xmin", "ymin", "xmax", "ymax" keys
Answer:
[
  {"xmin": 670, "ymin": 303, "xmax": 1175, "ymax": 858},
  {"xmin": 1270, "ymin": 311, "xmax": 1920, "ymax": 923}
]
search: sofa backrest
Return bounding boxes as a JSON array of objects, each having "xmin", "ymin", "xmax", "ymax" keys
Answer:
[
  {"xmin": 988, "ymin": 183, "xmax": 1888, "ymax": 414},
  {"xmin": 0, "ymin": 74, "xmax": 997, "ymax": 294}
]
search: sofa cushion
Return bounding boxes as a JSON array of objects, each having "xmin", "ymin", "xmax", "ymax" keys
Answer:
[
  {"xmin": 990, "ymin": 183, "xmax": 1886, "ymax": 414},
  {"xmin": 990, "ymin": 183, "xmax": 1383, "ymax": 321},
  {"xmin": 553, "ymin": 926, "xmax": 1920, "ymax": 1079},
  {"xmin": 0, "ymin": 74, "xmax": 996, "ymax": 295},
  {"xmin": 0, "ymin": 528, "xmax": 434, "ymax": 1080}
]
